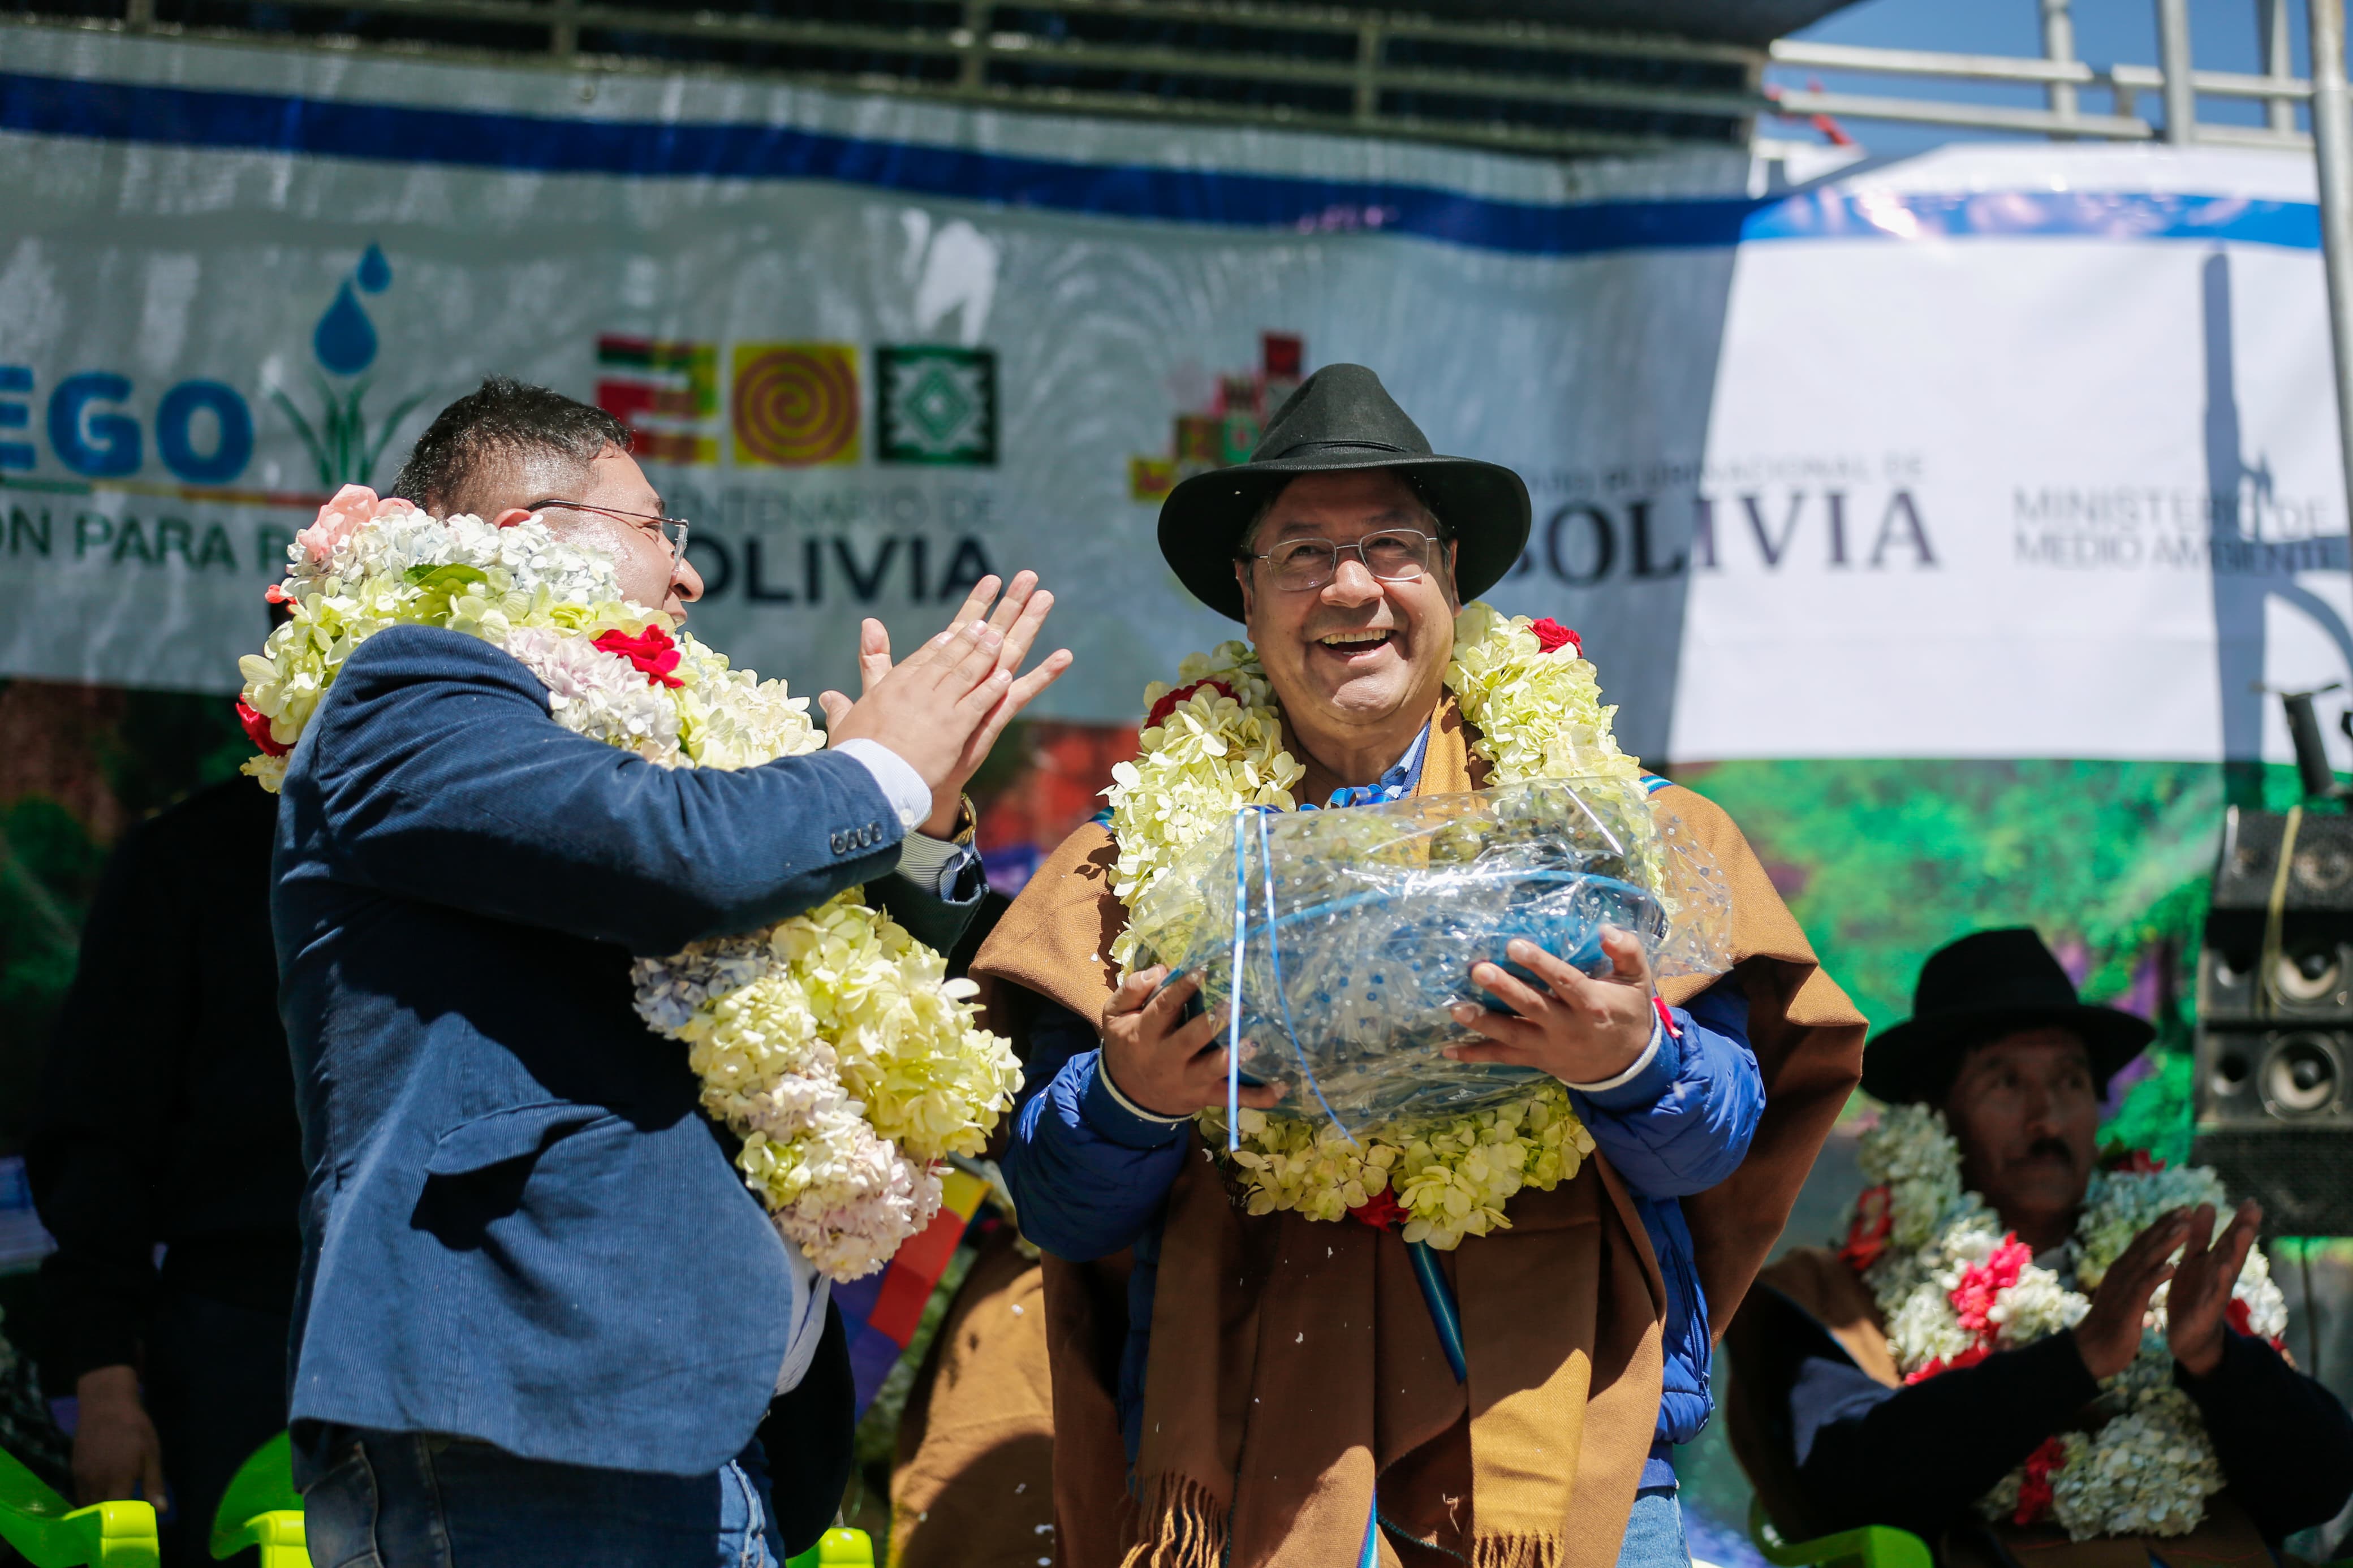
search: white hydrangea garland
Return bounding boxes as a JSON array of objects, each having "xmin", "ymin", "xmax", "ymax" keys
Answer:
[
  {"xmin": 1102, "ymin": 603, "xmax": 1647, "ymax": 1249},
  {"xmin": 239, "ymin": 486, "xmax": 1019, "ymax": 1281},
  {"xmin": 631, "ymin": 896, "xmax": 1023, "ymax": 1279},
  {"xmin": 1848, "ymin": 1104, "xmax": 2289, "ymax": 1539}
]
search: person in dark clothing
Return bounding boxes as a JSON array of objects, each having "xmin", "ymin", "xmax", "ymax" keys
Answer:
[
  {"xmin": 1726, "ymin": 928, "xmax": 2353, "ymax": 1567},
  {"xmin": 29, "ymin": 774, "xmax": 302, "ymax": 1562}
]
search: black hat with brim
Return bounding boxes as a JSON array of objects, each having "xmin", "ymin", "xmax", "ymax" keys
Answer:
[
  {"xmin": 1860, "ymin": 927, "xmax": 2156, "ymax": 1105},
  {"xmin": 1158, "ymin": 364, "xmax": 1531, "ymax": 622}
]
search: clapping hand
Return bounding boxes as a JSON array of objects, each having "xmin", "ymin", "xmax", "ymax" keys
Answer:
[
  {"xmin": 820, "ymin": 573, "xmax": 1073, "ymax": 837},
  {"xmin": 2074, "ymin": 1208, "xmax": 2188, "ymax": 1379},
  {"xmin": 1442, "ymin": 928, "xmax": 1658, "ymax": 1086},
  {"xmin": 2167, "ymin": 1200, "xmax": 2261, "ymax": 1378}
]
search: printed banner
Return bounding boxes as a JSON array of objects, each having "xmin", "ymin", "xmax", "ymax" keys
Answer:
[{"xmin": 2, "ymin": 33, "xmax": 2348, "ymax": 767}]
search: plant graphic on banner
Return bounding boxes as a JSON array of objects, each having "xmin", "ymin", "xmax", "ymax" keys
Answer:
[
  {"xmin": 1683, "ymin": 759, "xmax": 2239, "ymax": 1150},
  {"xmin": 270, "ymin": 244, "xmax": 431, "ymax": 491}
]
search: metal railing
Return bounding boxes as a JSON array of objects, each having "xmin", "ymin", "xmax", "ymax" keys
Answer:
[
  {"xmin": 1765, "ymin": 0, "xmax": 2316, "ymax": 149},
  {"xmin": 4, "ymin": 0, "xmax": 1772, "ymax": 158},
  {"xmin": 10, "ymin": 0, "xmax": 2349, "ymax": 158}
]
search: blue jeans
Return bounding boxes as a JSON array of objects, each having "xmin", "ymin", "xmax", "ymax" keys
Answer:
[
  {"xmin": 302, "ymin": 1428, "xmax": 785, "ymax": 1568},
  {"xmin": 1614, "ymin": 1488, "xmax": 1692, "ymax": 1568}
]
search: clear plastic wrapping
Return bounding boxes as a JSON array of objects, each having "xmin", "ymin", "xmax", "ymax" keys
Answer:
[{"xmin": 1127, "ymin": 780, "xmax": 1734, "ymax": 1133}]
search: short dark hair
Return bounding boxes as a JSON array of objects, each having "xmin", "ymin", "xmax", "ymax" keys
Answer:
[{"xmin": 390, "ymin": 377, "xmax": 628, "ymax": 517}]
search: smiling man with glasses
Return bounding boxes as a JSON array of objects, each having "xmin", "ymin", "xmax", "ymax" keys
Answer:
[{"xmin": 931, "ymin": 364, "xmax": 1861, "ymax": 1568}]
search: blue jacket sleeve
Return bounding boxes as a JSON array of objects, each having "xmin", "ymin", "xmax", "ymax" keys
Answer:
[
  {"xmin": 297, "ymin": 624, "xmax": 912, "ymax": 955},
  {"xmin": 1568, "ymin": 972, "xmax": 1761, "ymax": 1200},
  {"xmin": 1000, "ymin": 997, "xmax": 1190, "ymax": 1262}
]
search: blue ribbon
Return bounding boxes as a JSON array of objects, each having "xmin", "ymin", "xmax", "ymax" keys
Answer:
[
  {"xmin": 1226, "ymin": 810, "xmax": 1249, "ymax": 1151},
  {"xmin": 1252, "ymin": 807, "xmax": 1352, "ymax": 1143},
  {"xmin": 1407, "ymin": 1239, "xmax": 1468, "ymax": 1384},
  {"xmin": 1226, "ymin": 802, "xmax": 1459, "ymax": 1392}
]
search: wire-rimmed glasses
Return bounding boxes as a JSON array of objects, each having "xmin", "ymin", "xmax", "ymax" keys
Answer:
[
  {"xmin": 526, "ymin": 499, "xmax": 690, "ymax": 560},
  {"xmin": 1242, "ymin": 528, "xmax": 1447, "ymax": 592}
]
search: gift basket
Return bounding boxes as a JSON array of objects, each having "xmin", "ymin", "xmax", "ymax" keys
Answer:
[{"xmin": 1125, "ymin": 778, "xmax": 1735, "ymax": 1135}]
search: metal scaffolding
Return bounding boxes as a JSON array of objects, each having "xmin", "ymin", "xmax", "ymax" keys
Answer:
[{"xmin": 0, "ymin": 0, "xmax": 2339, "ymax": 157}]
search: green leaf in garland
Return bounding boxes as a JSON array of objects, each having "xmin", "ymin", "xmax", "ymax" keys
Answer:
[
  {"xmin": 402, "ymin": 563, "xmax": 491, "ymax": 621},
  {"xmin": 403, "ymin": 563, "xmax": 488, "ymax": 589}
]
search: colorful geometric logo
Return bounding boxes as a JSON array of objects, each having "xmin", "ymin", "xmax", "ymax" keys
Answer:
[
  {"xmin": 876, "ymin": 346, "xmax": 997, "ymax": 466},
  {"xmin": 732, "ymin": 344, "xmax": 861, "ymax": 468},
  {"xmin": 596, "ymin": 336, "xmax": 717, "ymax": 465},
  {"xmin": 1129, "ymin": 330, "xmax": 1303, "ymax": 502}
]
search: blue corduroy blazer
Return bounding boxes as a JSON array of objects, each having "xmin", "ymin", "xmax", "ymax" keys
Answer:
[{"xmin": 273, "ymin": 625, "xmax": 972, "ymax": 1481}]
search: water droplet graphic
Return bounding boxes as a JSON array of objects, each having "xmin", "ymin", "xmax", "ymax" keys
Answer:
[
  {"xmin": 356, "ymin": 242, "xmax": 392, "ymax": 294},
  {"xmin": 313, "ymin": 282, "xmax": 378, "ymax": 376}
]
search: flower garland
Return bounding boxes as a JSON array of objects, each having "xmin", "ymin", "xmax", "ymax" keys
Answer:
[
  {"xmin": 1106, "ymin": 602, "xmax": 1657, "ymax": 1249},
  {"xmin": 239, "ymin": 486, "xmax": 1018, "ymax": 1280},
  {"xmin": 1844, "ymin": 1104, "xmax": 2290, "ymax": 1540}
]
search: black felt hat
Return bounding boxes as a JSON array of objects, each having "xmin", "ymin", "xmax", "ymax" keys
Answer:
[
  {"xmin": 1861, "ymin": 927, "xmax": 2156, "ymax": 1105},
  {"xmin": 1157, "ymin": 364, "xmax": 1532, "ymax": 621}
]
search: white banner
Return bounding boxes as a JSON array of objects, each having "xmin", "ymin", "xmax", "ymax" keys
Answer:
[
  {"xmin": 1674, "ymin": 146, "xmax": 2351, "ymax": 767},
  {"xmin": 2, "ymin": 32, "xmax": 2347, "ymax": 766}
]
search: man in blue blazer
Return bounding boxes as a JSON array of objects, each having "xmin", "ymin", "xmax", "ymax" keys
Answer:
[{"xmin": 277, "ymin": 380, "xmax": 1067, "ymax": 1567}]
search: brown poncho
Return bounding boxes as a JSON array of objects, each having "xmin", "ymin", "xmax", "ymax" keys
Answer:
[{"xmin": 972, "ymin": 703, "xmax": 1865, "ymax": 1567}]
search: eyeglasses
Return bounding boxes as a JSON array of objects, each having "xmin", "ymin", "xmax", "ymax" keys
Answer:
[
  {"xmin": 526, "ymin": 499, "xmax": 689, "ymax": 560},
  {"xmin": 1242, "ymin": 528, "xmax": 1448, "ymax": 592}
]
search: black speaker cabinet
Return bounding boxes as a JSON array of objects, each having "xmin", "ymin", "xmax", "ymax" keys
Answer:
[
  {"xmin": 2199, "ymin": 941, "xmax": 2353, "ymax": 1024},
  {"xmin": 2195, "ymin": 807, "xmax": 2353, "ymax": 1237},
  {"xmin": 2197, "ymin": 1025, "xmax": 2350, "ymax": 1124},
  {"xmin": 2190, "ymin": 1124, "xmax": 2353, "ymax": 1239},
  {"xmin": 2211, "ymin": 809, "xmax": 2353, "ymax": 915}
]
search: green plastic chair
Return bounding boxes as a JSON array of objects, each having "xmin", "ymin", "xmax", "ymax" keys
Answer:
[
  {"xmin": 1750, "ymin": 1495, "xmax": 1933, "ymax": 1568},
  {"xmin": 787, "ymin": 1526, "xmax": 873, "ymax": 1567},
  {"xmin": 209, "ymin": 1432, "xmax": 305, "ymax": 1568},
  {"xmin": 0, "ymin": 1442, "xmax": 158, "ymax": 1566}
]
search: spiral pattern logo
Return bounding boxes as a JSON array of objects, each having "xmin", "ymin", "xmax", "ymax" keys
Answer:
[{"xmin": 731, "ymin": 344, "xmax": 861, "ymax": 467}]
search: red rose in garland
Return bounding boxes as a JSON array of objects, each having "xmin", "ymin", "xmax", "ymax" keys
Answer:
[
  {"xmin": 1147, "ymin": 677, "xmax": 1236, "ymax": 730},
  {"xmin": 1530, "ymin": 618, "xmax": 1580, "ymax": 655},
  {"xmin": 593, "ymin": 625, "xmax": 686, "ymax": 688},
  {"xmin": 236, "ymin": 698, "xmax": 291, "ymax": 758}
]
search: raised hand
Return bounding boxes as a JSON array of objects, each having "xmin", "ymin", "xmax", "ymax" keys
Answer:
[
  {"xmin": 2074, "ymin": 1208, "xmax": 2189, "ymax": 1379},
  {"xmin": 1100, "ymin": 966, "xmax": 1283, "ymax": 1118},
  {"xmin": 820, "ymin": 573, "xmax": 1072, "ymax": 835},
  {"xmin": 1442, "ymin": 927, "xmax": 1658, "ymax": 1086},
  {"xmin": 2168, "ymin": 1199, "xmax": 2261, "ymax": 1377}
]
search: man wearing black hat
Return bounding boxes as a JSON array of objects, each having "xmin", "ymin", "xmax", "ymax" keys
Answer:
[
  {"xmin": 925, "ymin": 365, "xmax": 1866, "ymax": 1568},
  {"xmin": 1724, "ymin": 927, "xmax": 2353, "ymax": 1567}
]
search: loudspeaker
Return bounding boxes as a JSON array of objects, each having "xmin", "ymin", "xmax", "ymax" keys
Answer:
[
  {"xmin": 2194, "ymin": 807, "xmax": 2353, "ymax": 1237},
  {"xmin": 2207, "ymin": 807, "xmax": 2353, "ymax": 932},
  {"xmin": 2190, "ymin": 1124, "xmax": 2353, "ymax": 1238},
  {"xmin": 2198, "ymin": 943, "xmax": 2353, "ymax": 1024},
  {"xmin": 2196, "ymin": 1025, "xmax": 2350, "ymax": 1123}
]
